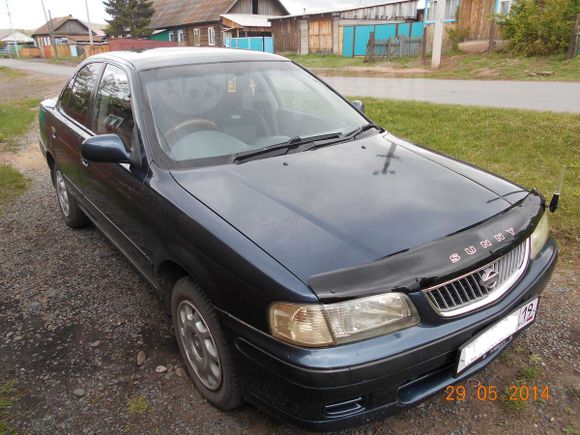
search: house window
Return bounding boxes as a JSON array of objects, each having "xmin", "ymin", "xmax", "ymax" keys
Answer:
[
  {"xmin": 426, "ymin": 0, "xmax": 460, "ymax": 22},
  {"xmin": 497, "ymin": 0, "xmax": 515, "ymax": 14},
  {"xmin": 193, "ymin": 28, "xmax": 201, "ymax": 46},
  {"xmin": 177, "ymin": 29, "xmax": 184, "ymax": 42},
  {"xmin": 252, "ymin": 0, "xmax": 259, "ymax": 14},
  {"xmin": 208, "ymin": 27, "xmax": 216, "ymax": 46},
  {"xmin": 168, "ymin": 31, "xmax": 175, "ymax": 42}
]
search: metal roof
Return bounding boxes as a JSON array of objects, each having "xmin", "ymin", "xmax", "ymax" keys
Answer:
[
  {"xmin": 0, "ymin": 30, "xmax": 34, "ymax": 43},
  {"xmin": 220, "ymin": 14, "xmax": 276, "ymax": 28}
]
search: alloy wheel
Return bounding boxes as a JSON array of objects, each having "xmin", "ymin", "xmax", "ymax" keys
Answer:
[
  {"xmin": 55, "ymin": 171, "xmax": 70, "ymax": 217},
  {"xmin": 177, "ymin": 300, "xmax": 223, "ymax": 391}
]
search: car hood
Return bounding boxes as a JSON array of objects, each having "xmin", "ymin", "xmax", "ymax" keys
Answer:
[{"xmin": 171, "ymin": 134, "xmax": 527, "ymax": 283}]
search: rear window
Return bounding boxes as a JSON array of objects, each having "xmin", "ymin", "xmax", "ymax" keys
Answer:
[{"xmin": 60, "ymin": 63, "xmax": 102, "ymax": 127}]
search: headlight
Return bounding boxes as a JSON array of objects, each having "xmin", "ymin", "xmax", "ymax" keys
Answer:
[
  {"xmin": 269, "ymin": 293, "xmax": 420, "ymax": 347},
  {"xmin": 530, "ymin": 212, "xmax": 550, "ymax": 258}
]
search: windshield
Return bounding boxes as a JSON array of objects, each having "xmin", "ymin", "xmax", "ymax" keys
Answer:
[{"xmin": 140, "ymin": 61, "xmax": 369, "ymax": 167}]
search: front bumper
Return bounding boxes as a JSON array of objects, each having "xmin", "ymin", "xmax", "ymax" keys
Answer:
[{"xmin": 218, "ymin": 238, "xmax": 558, "ymax": 431}]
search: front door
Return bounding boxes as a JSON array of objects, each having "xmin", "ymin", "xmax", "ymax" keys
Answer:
[{"xmin": 80, "ymin": 63, "xmax": 154, "ymax": 281}]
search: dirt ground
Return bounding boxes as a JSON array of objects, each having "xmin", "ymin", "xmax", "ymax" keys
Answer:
[{"xmin": 0, "ymin": 70, "xmax": 578, "ymax": 435}]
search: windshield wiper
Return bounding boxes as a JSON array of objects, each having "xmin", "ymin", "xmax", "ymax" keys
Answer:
[
  {"xmin": 303, "ymin": 123, "xmax": 382, "ymax": 152},
  {"xmin": 232, "ymin": 132, "xmax": 343, "ymax": 164},
  {"xmin": 344, "ymin": 123, "xmax": 382, "ymax": 139}
]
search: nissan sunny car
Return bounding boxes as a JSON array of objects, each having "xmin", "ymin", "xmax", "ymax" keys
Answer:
[{"xmin": 38, "ymin": 48, "xmax": 557, "ymax": 431}]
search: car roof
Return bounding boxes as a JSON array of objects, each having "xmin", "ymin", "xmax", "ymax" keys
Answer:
[{"xmin": 90, "ymin": 47, "xmax": 289, "ymax": 70}]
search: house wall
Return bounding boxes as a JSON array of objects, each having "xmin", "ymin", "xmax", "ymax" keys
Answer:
[
  {"xmin": 185, "ymin": 22, "xmax": 224, "ymax": 47},
  {"xmin": 340, "ymin": 2, "xmax": 417, "ymax": 20},
  {"xmin": 228, "ymin": 0, "xmax": 287, "ymax": 16},
  {"xmin": 308, "ymin": 16, "xmax": 334, "ymax": 54},
  {"xmin": 459, "ymin": 0, "xmax": 492, "ymax": 40},
  {"xmin": 457, "ymin": 0, "xmax": 503, "ymax": 40},
  {"xmin": 55, "ymin": 20, "xmax": 88, "ymax": 35},
  {"xmin": 150, "ymin": 30, "xmax": 171, "ymax": 41},
  {"xmin": 271, "ymin": 18, "xmax": 300, "ymax": 53}
]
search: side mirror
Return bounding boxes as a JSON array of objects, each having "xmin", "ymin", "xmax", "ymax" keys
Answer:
[
  {"xmin": 351, "ymin": 100, "xmax": 365, "ymax": 113},
  {"xmin": 81, "ymin": 134, "xmax": 130, "ymax": 164}
]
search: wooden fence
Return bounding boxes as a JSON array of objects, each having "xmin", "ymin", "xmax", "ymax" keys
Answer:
[
  {"xmin": 79, "ymin": 44, "xmax": 110, "ymax": 59},
  {"xmin": 365, "ymin": 33, "xmax": 424, "ymax": 61},
  {"xmin": 19, "ymin": 47, "xmax": 41, "ymax": 58}
]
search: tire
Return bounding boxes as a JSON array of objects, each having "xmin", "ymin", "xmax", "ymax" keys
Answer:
[
  {"xmin": 171, "ymin": 277, "xmax": 242, "ymax": 410},
  {"xmin": 51, "ymin": 165, "xmax": 89, "ymax": 229}
]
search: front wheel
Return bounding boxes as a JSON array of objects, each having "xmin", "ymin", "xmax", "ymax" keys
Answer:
[
  {"xmin": 171, "ymin": 277, "xmax": 242, "ymax": 410},
  {"xmin": 52, "ymin": 166, "xmax": 89, "ymax": 228}
]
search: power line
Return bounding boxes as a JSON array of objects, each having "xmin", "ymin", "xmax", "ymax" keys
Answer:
[{"xmin": 3, "ymin": 0, "xmax": 19, "ymax": 58}]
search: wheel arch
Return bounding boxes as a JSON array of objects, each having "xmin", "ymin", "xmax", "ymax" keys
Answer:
[{"xmin": 156, "ymin": 258, "xmax": 215, "ymax": 315}]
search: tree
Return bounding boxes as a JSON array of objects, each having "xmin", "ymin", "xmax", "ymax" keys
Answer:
[
  {"xmin": 502, "ymin": 0, "xmax": 579, "ymax": 56},
  {"xmin": 104, "ymin": 0, "xmax": 155, "ymax": 38}
]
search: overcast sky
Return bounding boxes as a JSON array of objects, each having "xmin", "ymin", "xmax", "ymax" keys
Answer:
[{"xmin": 0, "ymin": 0, "xmax": 411, "ymax": 31}]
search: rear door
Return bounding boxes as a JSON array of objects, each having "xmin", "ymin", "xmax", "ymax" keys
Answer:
[
  {"xmin": 53, "ymin": 63, "xmax": 103, "ymax": 195},
  {"xmin": 80, "ymin": 63, "xmax": 154, "ymax": 280}
]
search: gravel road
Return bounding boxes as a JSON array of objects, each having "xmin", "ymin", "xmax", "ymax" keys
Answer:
[{"xmin": 0, "ymin": 70, "xmax": 578, "ymax": 435}]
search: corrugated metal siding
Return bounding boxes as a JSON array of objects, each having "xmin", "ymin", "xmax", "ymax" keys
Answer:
[{"xmin": 340, "ymin": 2, "xmax": 417, "ymax": 20}]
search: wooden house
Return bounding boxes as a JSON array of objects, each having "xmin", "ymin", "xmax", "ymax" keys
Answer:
[
  {"xmin": 269, "ymin": 0, "xmax": 421, "ymax": 56},
  {"xmin": 32, "ymin": 15, "xmax": 105, "ymax": 47},
  {"xmin": 423, "ymin": 0, "xmax": 514, "ymax": 52},
  {"xmin": 148, "ymin": 0, "xmax": 289, "ymax": 47}
]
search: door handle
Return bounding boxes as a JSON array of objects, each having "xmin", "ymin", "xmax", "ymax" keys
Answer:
[
  {"xmin": 50, "ymin": 126, "xmax": 57, "ymax": 139},
  {"xmin": 80, "ymin": 157, "xmax": 89, "ymax": 168}
]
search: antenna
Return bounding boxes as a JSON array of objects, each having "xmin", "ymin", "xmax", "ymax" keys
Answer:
[{"xmin": 548, "ymin": 167, "xmax": 566, "ymax": 213}]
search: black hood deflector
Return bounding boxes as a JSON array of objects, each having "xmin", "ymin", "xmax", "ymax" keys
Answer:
[{"xmin": 308, "ymin": 192, "xmax": 544, "ymax": 302}]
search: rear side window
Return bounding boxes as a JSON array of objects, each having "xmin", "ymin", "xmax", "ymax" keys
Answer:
[
  {"xmin": 60, "ymin": 63, "xmax": 102, "ymax": 127},
  {"xmin": 94, "ymin": 64, "xmax": 134, "ymax": 148}
]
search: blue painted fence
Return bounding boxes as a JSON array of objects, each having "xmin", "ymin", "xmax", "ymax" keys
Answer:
[
  {"xmin": 342, "ymin": 22, "xmax": 424, "ymax": 57},
  {"xmin": 225, "ymin": 37, "xmax": 274, "ymax": 53}
]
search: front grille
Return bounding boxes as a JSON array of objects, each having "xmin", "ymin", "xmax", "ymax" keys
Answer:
[{"xmin": 423, "ymin": 239, "xmax": 530, "ymax": 317}]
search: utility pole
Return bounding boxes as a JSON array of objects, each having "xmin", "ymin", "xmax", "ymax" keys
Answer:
[
  {"xmin": 40, "ymin": 0, "xmax": 58, "ymax": 59},
  {"xmin": 431, "ymin": 0, "xmax": 446, "ymax": 68},
  {"xmin": 4, "ymin": 0, "xmax": 19, "ymax": 58},
  {"xmin": 85, "ymin": 0, "xmax": 94, "ymax": 46}
]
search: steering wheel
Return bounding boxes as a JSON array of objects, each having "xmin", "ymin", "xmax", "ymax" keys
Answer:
[{"xmin": 163, "ymin": 119, "xmax": 219, "ymax": 146}]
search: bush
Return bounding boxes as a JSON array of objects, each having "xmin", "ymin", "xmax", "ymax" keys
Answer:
[
  {"xmin": 447, "ymin": 26, "xmax": 471, "ymax": 52},
  {"xmin": 502, "ymin": 0, "xmax": 579, "ymax": 56}
]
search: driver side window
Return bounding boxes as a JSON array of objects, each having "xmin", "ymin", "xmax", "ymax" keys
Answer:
[{"xmin": 93, "ymin": 64, "xmax": 134, "ymax": 148}]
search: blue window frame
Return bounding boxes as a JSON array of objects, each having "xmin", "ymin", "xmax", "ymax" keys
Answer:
[{"xmin": 425, "ymin": 0, "xmax": 460, "ymax": 23}]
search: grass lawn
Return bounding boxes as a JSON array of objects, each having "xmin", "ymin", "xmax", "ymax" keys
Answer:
[
  {"xmin": 285, "ymin": 54, "xmax": 371, "ymax": 69},
  {"xmin": 429, "ymin": 53, "xmax": 580, "ymax": 81},
  {"xmin": 0, "ymin": 98, "xmax": 40, "ymax": 146},
  {"xmin": 0, "ymin": 164, "xmax": 28, "ymax": 207},
  {"xmin": 0, "ymin": 97, "xmax": 38, "ymax": 208},
  {"xmin": 287, "ymin": 53, "xmax": 580, "ymax": 81},
  {"xmin": 361, "ymin": 98, "xmax": 580, "ymax": 260}
]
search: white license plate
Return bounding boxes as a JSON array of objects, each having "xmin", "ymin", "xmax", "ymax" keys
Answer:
[{"xmin": 457, "ymin": 298, "xmax": 539, "ymax": 373}]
